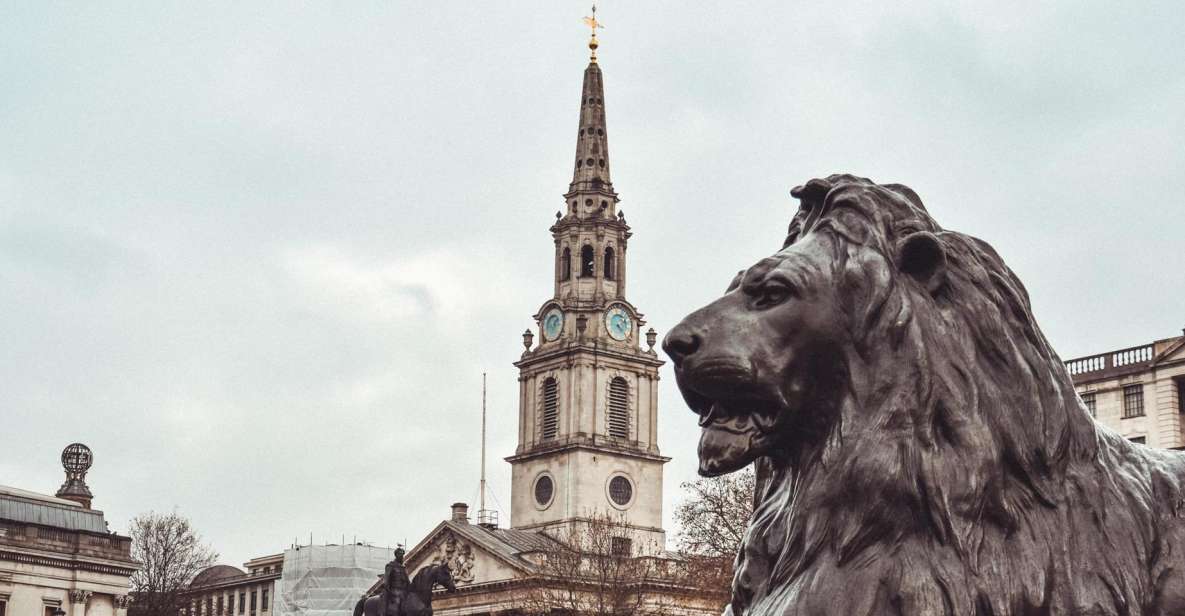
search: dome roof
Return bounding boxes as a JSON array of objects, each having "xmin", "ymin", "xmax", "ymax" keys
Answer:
[{"xmin": 191, "ymin": 564, "xmax": 246, "ymax": 587}]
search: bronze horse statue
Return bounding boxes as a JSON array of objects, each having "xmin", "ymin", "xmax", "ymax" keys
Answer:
[{"xmin": 353, "ymin": 563, "xmax": 456, "ymax": 616}]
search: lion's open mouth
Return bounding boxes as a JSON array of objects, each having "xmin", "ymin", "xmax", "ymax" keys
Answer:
[
  {"xmin": 677, "ymin": 368, "xmax": 786, "ymax": 476},
  {"xmin": 679, "ymin": 371, "xmax": 782, "ymax": 428}
]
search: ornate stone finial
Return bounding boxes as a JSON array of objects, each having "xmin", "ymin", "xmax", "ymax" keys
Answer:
[
  {"xmin": 645, "ymin": 327, "xmax": 658, "ymax": 352},
  {"xmin": 57, "ymin": 443, "xmax": 94, "ymax": 509},
  {"xmin": 583, "ymin": 4, "xmax": 603, "ymax": 62}
]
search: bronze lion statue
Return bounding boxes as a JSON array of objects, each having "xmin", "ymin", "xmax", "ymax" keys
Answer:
[{"xmin": 663, "ymin": 174, "xmax": 1185, "ymax": 615}]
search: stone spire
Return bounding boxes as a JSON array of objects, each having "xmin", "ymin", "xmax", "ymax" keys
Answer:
[
  {"xmin": 568, "ymin": 11, "xmax": 613, "ymax": 197},
  {"xmin": 552, "ymin": 21, "xmax": 628, "ymax": 302}
]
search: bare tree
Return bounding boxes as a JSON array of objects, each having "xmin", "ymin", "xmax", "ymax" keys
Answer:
[
  {"xmin": 520, "ymin": 514, "xmax": 678, "ymax": 616},
  {"xmin": 128, "ymin": 511, "xmax": 218, "ymax": 616},
  {"xmin": 673, "ymin": 467, "xmax": 755, "ymax": 597}
]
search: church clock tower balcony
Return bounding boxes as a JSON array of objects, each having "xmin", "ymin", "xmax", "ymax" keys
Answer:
[{"xmin": 507, "ymin": 15, "xmax": 669, "ymax": 552}]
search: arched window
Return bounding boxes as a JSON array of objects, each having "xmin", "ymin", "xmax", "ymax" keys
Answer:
[
  {"xmin": 580, "ymin": 245, "xmax": 595, "ymax": 277},
  {"xmin": 603, "ymin": 246, "xmax": 616, "ymax": 281},
  {"xmin": 560, "ymin": 247, "xmax": 571, "ymax": 281},
  {"xmin": 542, "ymin": 378, "xmax": 559, "ymax": 440},
  {"xmin": 608, "ymin": 377, "xmax": 629, "ymax": 438}
]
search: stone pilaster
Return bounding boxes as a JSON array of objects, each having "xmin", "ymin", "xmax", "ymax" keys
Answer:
[{"xmin": 69, "ymin": 590, "xmax": 92, "ymax": 615}]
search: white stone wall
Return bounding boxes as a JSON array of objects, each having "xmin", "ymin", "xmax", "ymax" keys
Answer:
[
  {"xmin": 509, "ymin": 447, "xmax": 665, "ymax": 550},
  {"xmin": 190, "ymin": 580, "xmax": 276, "ymax": 616},
  {"xmin": 0, "ymin": 565, "xmax": 127, "ymax": 616},
  {"xmin": 1078, "ymin": 361, "xmax": 1185, "ymax": 448}
]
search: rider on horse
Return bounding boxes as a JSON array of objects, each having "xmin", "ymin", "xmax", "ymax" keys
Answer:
[
  {"xmin": 381, "ymin": 547, "xmax": 412, "ymax": 616},
  {"xmin": 354, "ymin": 546, "xmax": 456, "ymax": 616}
]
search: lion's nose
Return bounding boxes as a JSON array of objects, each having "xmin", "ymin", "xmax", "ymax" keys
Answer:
[{"xmin": 663, "ymin": 325, "xmax": 701, "ymax": 367}]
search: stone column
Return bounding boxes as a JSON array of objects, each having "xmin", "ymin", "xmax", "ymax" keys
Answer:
[
  {"xmin": 68, "ymin": 590, "xmax": 92, "ymax": 616},
  {"xmin": 114, "ymin": 594, "xmax": 131, "ymax": 616}
]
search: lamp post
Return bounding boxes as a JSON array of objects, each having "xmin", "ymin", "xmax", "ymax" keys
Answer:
[{"xmin": 52, "ymin": 608, "xmax": 66, "ymax": 616}]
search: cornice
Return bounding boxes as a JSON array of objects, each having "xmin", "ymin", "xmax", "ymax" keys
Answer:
[
  {"xmin": 505, "ymin": 441, "xmax": 670, "ymax": 464},
  {"xmin": 185, "ymin": 573, "xmax": 280, "ymax": 593},
  {"xmin": 0, "ymin": 548, "xmax": 138, "ymax": 577},
  {"xmin": 550, "ymin": 217, "xmax": 629, "ymax": 234},
  {"xmin": 516, "ymin": 341, "xmax": 664, "ymax": 370}
]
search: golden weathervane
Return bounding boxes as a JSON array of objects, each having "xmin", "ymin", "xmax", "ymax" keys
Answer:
[{"xmin": 583, "ymin": 4, "xmax": 603, "ymax": 61}]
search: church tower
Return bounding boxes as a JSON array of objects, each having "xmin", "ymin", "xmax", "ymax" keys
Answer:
[{"xmin": 508, "ymin": 21, "xmax": 669, "ymax": 552}]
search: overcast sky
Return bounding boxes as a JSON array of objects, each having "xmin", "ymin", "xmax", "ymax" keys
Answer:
[{"xmin": 2, "ymin": 2, "xmax": 1183, "ymax": 568}]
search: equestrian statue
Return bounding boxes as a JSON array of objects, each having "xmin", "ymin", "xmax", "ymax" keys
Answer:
[{"xmin": 353, "ymin": 547, "xmax": 457, "ymax": 616}]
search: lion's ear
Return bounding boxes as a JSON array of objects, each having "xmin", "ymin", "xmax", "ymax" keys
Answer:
[{"xmin": 897, "ymin": 232, "xmax": 946, "ymax": 294}]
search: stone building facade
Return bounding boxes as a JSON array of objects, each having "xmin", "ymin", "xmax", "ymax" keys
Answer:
[
  {"xmin": 182, "ymin": 554, "xmax": 281, "ymax": 616},
  {"xmin": 0, "ymin": 444, "xmax": 136, "ymax": 616},
  {"xmin": 1067, "ymin": 332, "xmax": 1185, "ymax": 448}
]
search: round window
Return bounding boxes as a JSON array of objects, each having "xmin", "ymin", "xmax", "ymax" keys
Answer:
[
  {"xmin": 608, "ymin": 476, "xmax": 633, "ymax": 506},
  {"xmin": 534, "ymin": 475, "xmax": 554, "ymax": 507}
]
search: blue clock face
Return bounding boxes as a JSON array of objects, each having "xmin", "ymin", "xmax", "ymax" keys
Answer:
[
  {"xmin": 543, "ymin": 308, "xmax": 564, "ymax": 341},
  {"xmin": 605, "ymin": 306, "xmax": 632, "ymax": 341}
]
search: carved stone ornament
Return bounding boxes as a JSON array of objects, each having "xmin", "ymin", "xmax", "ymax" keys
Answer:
[
  {"xmin": 68, "ymin": 589, "xmax": 92, "ymax": 604},
  {"xmin": 433, "ymin": 532, "xmax": 475, "ymax": 584},
  {"xmin": 114, "ymin": 594, "xmax": 132, "ymax": 609},
  {"xmin": 664, "ymin": 174, "xmax": 1185, "ymax": 615}
]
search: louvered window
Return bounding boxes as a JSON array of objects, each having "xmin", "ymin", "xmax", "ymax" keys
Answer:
[
  {"xmin": 542, "ymin": 378, "xmax": 559, "ymax": 439},
  {"xmin": 608, "ymin": 377, "xmax": 629, "ymax": 438}
]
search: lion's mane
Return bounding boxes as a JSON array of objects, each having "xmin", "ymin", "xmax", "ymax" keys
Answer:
[{"xmin": 734, "ymin": 175, "xmax": 1185, "ymax": 616}]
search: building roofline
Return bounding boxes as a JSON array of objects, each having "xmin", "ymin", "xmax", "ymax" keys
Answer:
[{"xmin": 0, "ymin": 484, "xmax": 84, "ymax": 508}]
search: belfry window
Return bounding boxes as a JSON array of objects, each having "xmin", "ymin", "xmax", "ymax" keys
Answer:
[
  {"xmin": 603, "ymin": 247, "xmax": 616, "ymax": 280},
  {"xmin": 560, "ymin": 247, "xmax": 571, "ymax": 281},
  {"xmin": 542, "ymin": 378, "xmax": 559, "ymax": 439},
  {"xmin": 580, "ymin": 245, "xmax": 595, "ymax": 277},
  {"xmin": 608, "ymin": 377, "xmax": 629, "ymax": 438}
]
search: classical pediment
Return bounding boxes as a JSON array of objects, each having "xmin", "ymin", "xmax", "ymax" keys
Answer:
[
  {"xmin": 404, "ymin": 521, "xmax": 544, "ymax": 588},
  {"xmin": 1157, "ymin": 338, "xmax": 1185, "ymax": 366}
]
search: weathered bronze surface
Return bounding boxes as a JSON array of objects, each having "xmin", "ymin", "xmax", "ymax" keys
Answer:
[
  {"xmin": 664, "ymin": 174, "xmax": 1185, "ymax": 615},
  {"xmin": 354, "ymin": 550, "xmax": 456, "ymax": 616}
]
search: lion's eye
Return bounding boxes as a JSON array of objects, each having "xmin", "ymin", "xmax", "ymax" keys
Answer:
[{"xmin": 751, "ymin": 281, "xmax": 794, "ymax": 309}]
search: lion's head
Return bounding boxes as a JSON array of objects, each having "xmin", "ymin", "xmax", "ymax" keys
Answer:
[
  {"xmin": 665, "ymin": 175, "xmax": 963, "ymax": 476},
  {"xmin": 664, "ymin": 173, "xmax": 1096, "ymax": 520}
]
